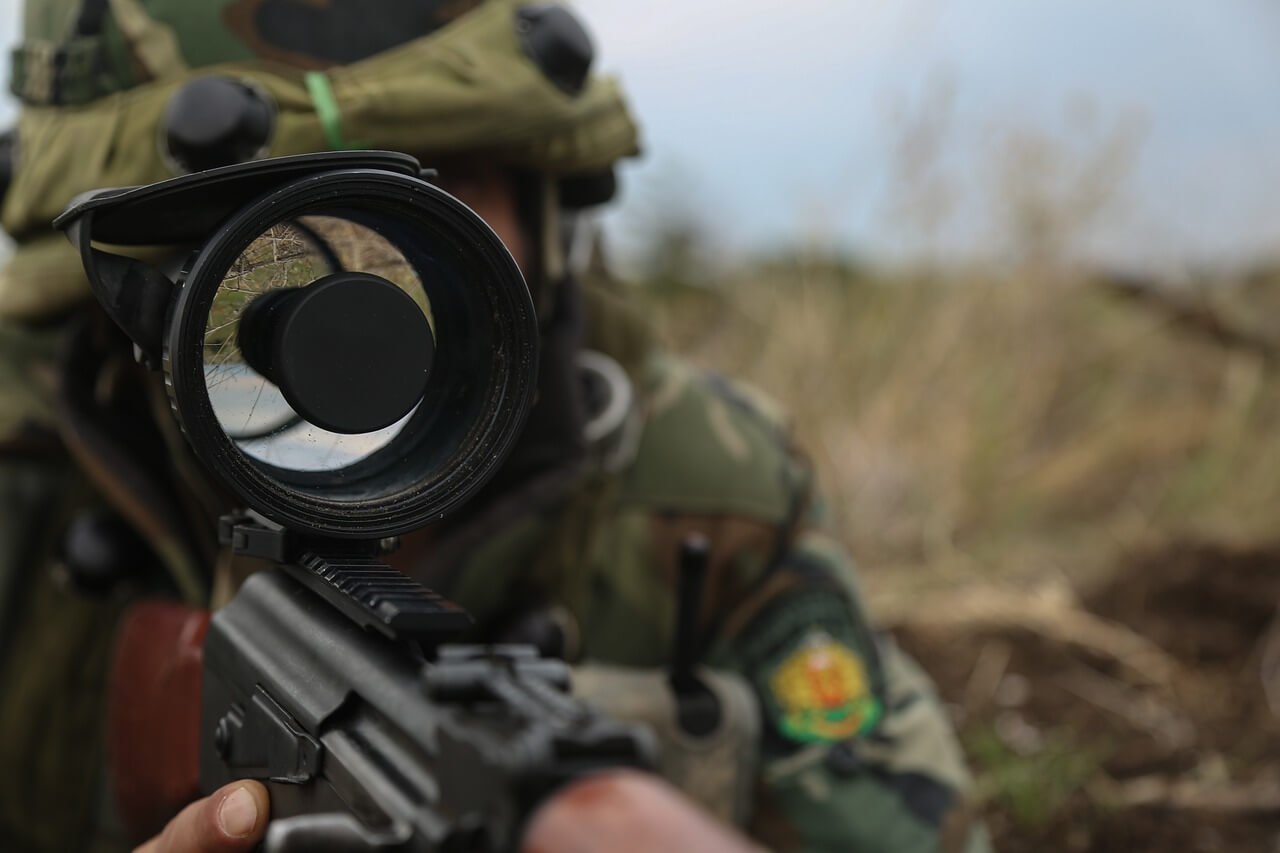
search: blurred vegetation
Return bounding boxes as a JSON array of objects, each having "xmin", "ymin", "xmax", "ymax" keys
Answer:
[
  {"xmin": 639, "ymin": 254, "xmax": 1280, "ymax": 587},
  {"xmin": 967, "ymin": 724, "xmax": 1105, "ymax": 829},
  {"xmin": 206, "ymin": 217, "xmax": 429, "ymax": 366},
  {"xmin": 606, "ymin": 87, "xmax": 1273, "ymax": 849},
  {"xmin": 626, "ymin": 235, "xmax": 1280, "ymax": 849}
]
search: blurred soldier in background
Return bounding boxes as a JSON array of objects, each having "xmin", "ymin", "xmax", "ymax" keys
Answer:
[{"xmin": 0, "ymin": 1, "xmax": 988, "ymax": 850}]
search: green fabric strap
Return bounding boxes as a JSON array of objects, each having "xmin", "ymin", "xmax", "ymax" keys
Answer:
[{"xmin": 305, "ymin": 71, "xmax": 352, "ymax": 150}]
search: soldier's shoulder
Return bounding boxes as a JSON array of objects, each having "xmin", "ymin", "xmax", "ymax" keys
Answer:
[{"xmin": 617, "ymin": 353, "xmax": 808, "ymax": 525}]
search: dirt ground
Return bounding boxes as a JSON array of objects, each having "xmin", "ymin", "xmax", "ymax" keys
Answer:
[{"xmin": 895, "ymin": 542, "xmax": 1280, "ymax": 852}]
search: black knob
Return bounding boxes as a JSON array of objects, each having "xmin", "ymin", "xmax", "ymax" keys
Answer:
[
  {"xmin": 60, "ymin": 509, "xmax": 158, "ymax": 595},
  {"xmin": 237, "ymin": 272, "xmax": 434, "ymax": 435},
  {"xmin": 559, "ymin": 168, "xmax": 618, "ymax": 209},
  {"xmin": 213, "ymin": 715, "xmax": 234, "ymax": 759},
  {"xmin": 670, "ymin": 534, "xmax": 723, "ymax": 737},
  {"xmin": 163, "ymin": 76, "xmax": 274, "ymax": 173},
  {"xmin": 515, "ymin": 6, "xmax": 595, "ymax": 96}
]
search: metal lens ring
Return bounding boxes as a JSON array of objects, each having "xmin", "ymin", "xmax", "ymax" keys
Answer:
[{"xmin": 166, "ymin": 169, "xmax": 538, "ymax": 538}]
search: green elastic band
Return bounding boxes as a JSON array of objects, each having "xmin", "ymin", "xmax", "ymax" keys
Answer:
[{"xmin": 305, "ymin": 71, "xmax": 350, "ymax": 150}]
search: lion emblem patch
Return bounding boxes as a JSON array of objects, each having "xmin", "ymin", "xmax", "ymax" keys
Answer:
[{"xmin": 768, "ymin": 630, "xmax": 881, "ymax": 743}]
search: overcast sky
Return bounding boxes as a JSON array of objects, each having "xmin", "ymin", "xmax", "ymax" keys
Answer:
[
  {"xmin": 578, "ymin": 0, "xmax": 1280, "ymax": 269},
  {"xmin": 3, "ymin": 1, "xmax": 1278, "ymax": 269}
]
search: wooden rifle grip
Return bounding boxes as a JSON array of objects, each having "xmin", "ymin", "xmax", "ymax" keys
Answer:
[{"xmin": 108, "ymin": 601, "xmax": 209, "ymax": 839}]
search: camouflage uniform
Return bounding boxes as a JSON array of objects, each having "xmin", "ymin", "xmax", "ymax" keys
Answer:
[
  {"xmin": 0, "ymin": 1, "xmax": 989, "ymax": 850},
  {"xmin": 421, "ymin": 279, "xmax": 990, "ymax": 852}
]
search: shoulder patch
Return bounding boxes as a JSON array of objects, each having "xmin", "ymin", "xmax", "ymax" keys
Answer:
[
  {"xmin": 713, "ymin": 585, "xmax": 887, "ymax": 751},
  {"xmin": 767, "ymin": 629, "xmax": 882, "ymax": 744}
]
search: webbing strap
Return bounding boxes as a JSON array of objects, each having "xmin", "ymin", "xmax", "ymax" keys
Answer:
[
  {"xmin": 74, "ymin": 0, "xmax": 111, "ymax": 36},
  {"xmin": 305, "ymin": 72, "xmax": 368, "ymax": 150}
]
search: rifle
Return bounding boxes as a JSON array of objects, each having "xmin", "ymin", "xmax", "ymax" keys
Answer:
[{"xmin": 56, "ymin": 152, "xmax": 755, "ymax": 852}]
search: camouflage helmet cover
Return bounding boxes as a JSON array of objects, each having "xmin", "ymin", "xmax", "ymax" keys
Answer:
[{"xmin": 1, "ymin": 0, "xmax": 641, "ymax": 318}]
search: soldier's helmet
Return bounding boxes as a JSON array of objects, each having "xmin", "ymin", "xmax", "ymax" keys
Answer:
[{"xmin": 2, "ymin": 0, "xmax": 640, "ymax": 318}]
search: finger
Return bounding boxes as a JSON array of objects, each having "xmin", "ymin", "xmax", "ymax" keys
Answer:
[{"xmin": 134, "ymin": 781, "xmax": 270, "ymax": 853}]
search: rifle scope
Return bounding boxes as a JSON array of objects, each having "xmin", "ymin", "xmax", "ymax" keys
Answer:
[{"xmin": 56, "ymin": 152, "xmax": 539, "ymax": 539}]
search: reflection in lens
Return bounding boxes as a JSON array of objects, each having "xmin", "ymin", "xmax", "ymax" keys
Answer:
[{"xmin": 203, "ymin": 216, "xmax": 432, "ymax": 472}]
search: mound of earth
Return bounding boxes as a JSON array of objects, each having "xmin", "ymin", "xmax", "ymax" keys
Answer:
[{"xmin": 894, "ymin": 542, "xmax": 1280, "ymax": 853}]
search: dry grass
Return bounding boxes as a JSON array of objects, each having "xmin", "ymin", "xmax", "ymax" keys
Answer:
[
  {"xmin": 646, "ymin": 260, "xmax": 1280, "ymax": 845},
  {"xmin": 645, "ymin": 261, "xmax": 1280, "ymax": 601}
]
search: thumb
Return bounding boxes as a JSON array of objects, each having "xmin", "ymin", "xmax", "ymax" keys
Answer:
[{"xmin": 134, "ymin": 781, "xmax": 270, "ymax": 853}]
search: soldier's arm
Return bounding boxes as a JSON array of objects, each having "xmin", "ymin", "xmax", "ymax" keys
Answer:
[{"xmin": 710, "ymin": 531, "xmax": 992, "ymax": 853}]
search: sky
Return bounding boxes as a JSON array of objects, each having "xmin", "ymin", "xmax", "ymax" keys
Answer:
[
  {"xmin": 576, "ymin": 0, "xmax": 1280, "ymax": 269},
  {"xmin": 2, "ymin": 1, "xmax": 1278, "ymax": 270}
]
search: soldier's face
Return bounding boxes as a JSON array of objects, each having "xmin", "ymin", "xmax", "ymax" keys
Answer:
[{"xmin": 433, "ymin": 161, "xmax": 532, "ymax": 276}]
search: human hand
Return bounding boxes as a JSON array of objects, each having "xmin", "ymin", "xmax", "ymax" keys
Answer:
[{"xmin": 133, "ymin": 781, "xmax": 269, "ymax": 853}]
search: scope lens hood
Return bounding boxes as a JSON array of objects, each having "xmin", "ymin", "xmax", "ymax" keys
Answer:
[{"xmin": 57, "ymin": 152, "xmax": 539, "ymax": 539}]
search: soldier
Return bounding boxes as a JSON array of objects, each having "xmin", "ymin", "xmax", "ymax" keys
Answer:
[{"xmin": 0, "ymin": 1, "xmax": 990, "ymax": 851}]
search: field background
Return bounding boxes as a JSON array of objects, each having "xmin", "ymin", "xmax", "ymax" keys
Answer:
[{"xmin": 637, "ymin": 252, "xmax": 1280, "ymax": 851}]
